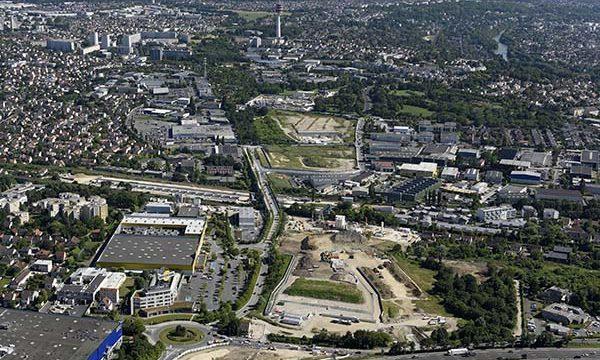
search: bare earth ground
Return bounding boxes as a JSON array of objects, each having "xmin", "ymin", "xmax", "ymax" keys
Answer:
[
  {"xmin": 272, "ymin": 111, "xmax": 354, "ymax": 142},
  {"xmin": 180, "ymin": 346, "xmax": 321, "ymax": 360},
  {"xmin": 444, "ymin": 260, "xmax": 488, "ymax": 282},
  {"xmin": 272, "ymin": 217, "xmax": 458, "ymax": 335}
]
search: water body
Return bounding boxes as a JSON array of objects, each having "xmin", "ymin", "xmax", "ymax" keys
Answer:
[{"xmin": 494, "ymin": 31, "xmax": 508, "ymax": 61}]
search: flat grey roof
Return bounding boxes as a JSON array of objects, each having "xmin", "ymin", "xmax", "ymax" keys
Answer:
[
  {"xmin": 97, "ymin": 234, "xmax": 199, "ymax": 267},
  {"xmin": 0, "ymin": 309, "xmax": 118, "ymax": 360}
]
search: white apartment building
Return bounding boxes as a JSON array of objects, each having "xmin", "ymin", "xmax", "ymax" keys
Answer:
[{"xmin": 476, "ymin": 205, "xmax": 517, "ymax": 222}]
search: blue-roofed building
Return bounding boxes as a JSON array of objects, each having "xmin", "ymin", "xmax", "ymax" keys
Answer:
[{"xmin": 510, "ymin": 170, "xmax": 542, "ymax": 185}]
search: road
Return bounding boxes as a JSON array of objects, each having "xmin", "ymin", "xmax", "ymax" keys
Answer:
[
  {"xmin": 263, "ymin": 254, "xmax": 298, "ymax": 316},
  {"xmin": 235, "ymin": 146, "xmax": 283, "ymax": 317},
  {"xmin": 259, "ymin": 164, "xmax": 361, "ymax": 178},
  {"xmin": 71, "ymin": 174, "xmax": 251, "ymax": 204},
  {"xmin": 385, "ymin": 347, "xmax": 600, "ymax": 360},
  {"xmin": 355, "ymin": 117, "xmax": 366, "ymax": 171},
  {"xmin": 145, "ymin": 320, "xmax": 214, "ymax": 360}
]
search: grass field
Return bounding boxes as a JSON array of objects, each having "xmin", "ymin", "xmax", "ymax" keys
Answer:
[
  {"xmin": 415, "ymin": 296, "xmax": 450, "ymax": 317},
  {"xmin": 265, "ymin": 144, "xmax": 355, "ymax": 170},
  {"xmin": 382, "ymin": 300, "xmax": 400, "ymax": 319},
  {"xmin": 284, "ymin": 277, "xmax": 364, "ymax": 304},
  {"xmin": 254, "ymin": 253, "xmax": 293, "ymax": 316},
  {"xmin": 255, "ymin": 148, "xmax": 270, "ymax": 168},
  {"xmin": 390, "ymin": 89, "xmax": 425, "ymax": 97},
  {"xmin": 118, "ymin": 277, "xmax": 135, "ymax": 298},
  {"xmin": 390, "ymin": 254, "xmax": 451, "ymax": 316},
  {"xmin": 158, "ymin": 326, "xmax": 203, "ymax": 345},
  {"xmin": 398, "ymin": 105, "xmax": 434, "ymax": 117},
  {"xmin": 390, "ymin": 254, "xmax": 436, "ymax": 293},
  {"xmin": 268, "ymin": 173, "xmax": 294, "ymax": 192},
  {"xmin": 254, "ymin": 115, "xmax": 294, "ymax": 144}
]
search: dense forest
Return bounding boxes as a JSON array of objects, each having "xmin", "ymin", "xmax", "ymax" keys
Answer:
[{"xmin": 430, "ymin": 265, "xmax": 517, "ymax": 346}]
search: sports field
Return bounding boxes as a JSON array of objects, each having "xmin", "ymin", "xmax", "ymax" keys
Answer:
[{"xmin": 284, "ymin": 277, "xmax": 364, "ymax": 304}]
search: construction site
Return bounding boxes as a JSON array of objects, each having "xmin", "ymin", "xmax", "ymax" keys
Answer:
[
  {"xmin": 271, "ymin": 110, "xmax": 355, "ymax": 144},
  {"xmin": 256, "ymin": 216, "xmax": 458, "ymax": 346}
]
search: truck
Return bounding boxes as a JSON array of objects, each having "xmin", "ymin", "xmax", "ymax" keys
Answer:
[{"xmin": 447, "ymin": 348, "xmax": 469, "ymax": 356}]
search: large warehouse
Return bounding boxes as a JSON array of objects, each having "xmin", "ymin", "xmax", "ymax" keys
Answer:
[
  {"xmin": 95, "ymin": 213, "xmax": 206, "ymax": 272},
  {"xmin": 0, "ymin": 309, "xmax": 122, "ymax": 360}
]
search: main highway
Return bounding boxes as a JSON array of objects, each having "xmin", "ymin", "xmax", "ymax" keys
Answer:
[{"xmin": 385, "ymin": 347, "xmax": 598, "ymax": 360}]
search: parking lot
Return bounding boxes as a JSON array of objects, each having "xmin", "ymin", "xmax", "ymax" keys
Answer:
[{"xmin": 178, "ymin": 237, "xmax": 245, "ymax": 311}]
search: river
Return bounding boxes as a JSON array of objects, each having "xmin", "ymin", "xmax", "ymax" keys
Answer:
[{"xmin": 494, "ymin": 31, "xmax": 508, "ymax": 61}]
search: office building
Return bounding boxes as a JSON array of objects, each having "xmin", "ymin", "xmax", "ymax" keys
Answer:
[
  {"xmin": 510, "ymin": 170, "xmax": 542, "ymax": 185},
  {"xmin": 541, "ymin": 303, "xmax": 589, "ymax": 325},
  {"xmin": 476, "ymin": 205, "xmax": 517, "ymax": 222},
  {"xmin": 535, "ymin": 188, "xmax": 584, "ymax": 204},
  {"xmin": 398, "ymin": 162, "xmax": 438, "ymax": 177},
  {"xmin": 581, "ymin": 150, "xmax": 599, "ymax": 169},
  {"xmin": 145, "ymin": 201, "xmax": 172, "ymax": 214},
  {"xmin": 82, "ymin": 44, "xmax": 101, "ymax": 55},
  {"xmin": 88, "ymin": 31, "xmax": 99, "ymax": 46},
  {"xmin": 249, "ymin": 36, "xmax": 262, "ymax": 48},
  {"xmin": 131, "ymin": 271, "xmax": 181, "ymax": 313},
  {"xmin": 121, "ymin": 33, "xmax": 141, "ymax": 47},
  {"xmin": 463, "ymin": 168, "xmax": 480, "ymax": 181},
  {"xmin": 150, "ymin": 47, "xmax": 163, "ymax": 61},
  {"xmin": 47, "ymin": 39, "xmax": 76, "ymax": 53},
  {"xmin": 440, "ymin": 166, "xmax": 459, "ymax": 180},
  {"xmin": 100, "ymin": 34, "xmax": 111, "ymax": 49}
]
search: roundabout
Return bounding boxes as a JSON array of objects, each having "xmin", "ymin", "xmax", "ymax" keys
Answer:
[{"xmin": 158, "ymin": 325, "xmax": 204, "ymax": 345}]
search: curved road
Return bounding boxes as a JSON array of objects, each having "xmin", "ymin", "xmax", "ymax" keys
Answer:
[
  {"xmin": 145, "ymin": 320, "xmax": 214, "ymax": 360},
  {"xmin": 234, "ymin": 147, "xmax": 283, "ymax": 317}
]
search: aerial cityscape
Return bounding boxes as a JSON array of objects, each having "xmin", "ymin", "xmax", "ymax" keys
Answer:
[{"xmin": 0, "ymin": 0, "xmax": 599, "ymax": 359}]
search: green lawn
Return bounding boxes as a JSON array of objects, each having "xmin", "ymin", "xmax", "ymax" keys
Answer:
[
  {"xmin": 256, "ymin": 149, "xmax": 270, "ymax": 168},
  {"xmin": 119, "ymin": 277, "xmax": 135, "ymax": 297},
  {"xmin": 254, "ymin": 116, "xmax": 294, "ymax": 145},
  {"xmin": 390, "ymin": 89, "xmax": 425, "ymax": 97},
  {"xmin": 284, "ymin": 277, "xmax": 364, "ymax": 304},
  {"xmin": 390, "ymin": 254, "xmax": 451, "ymax": 316},
  {"xmin": 143, "ymin": 314, "xmax": 196, "ymax": 325},
  {"xmin": 268, "ymin": 173, "xmax": 294, "ymax": 191},
  {"xmin": 398, "ymin": 105, "xmax": 434, "ymax": 117},
  {"xmin": 254, "ymin": 253, "xmax": 293, "ymax": 316},
  {"xmin": 382, "ymin": 300, "xmax": 400, "ymax": 319},
  {"xmin": 158, "ymin": 326, "xmax": 203, "ymax": 345},
  {"xmin": 414, "ymin": 296, "xmax": 450, "ymax": 317}
]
